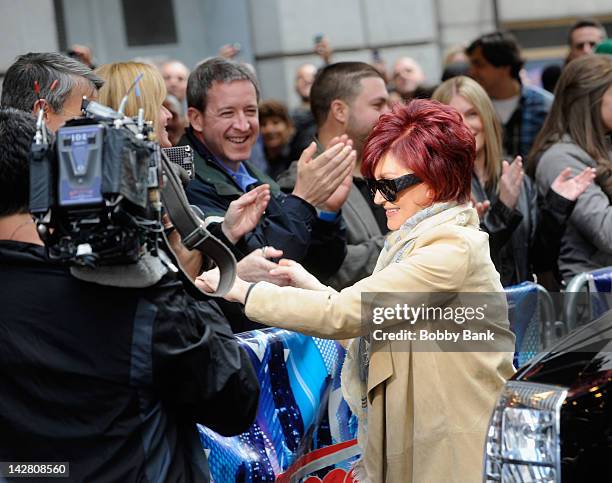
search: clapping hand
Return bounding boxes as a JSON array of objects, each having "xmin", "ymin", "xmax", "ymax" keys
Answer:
[
  {"xmin": 292, "ymin": 138, "xmax": 356, "ymax": 207},
  {"xmin": 470, "ymin": 195, "xmax": 491, "ymax": 220},
  {"xmin": 319, "ymin": 134, "xmax": 355, "ymax": 212},
  {"xmin": 499, "ymin": 156, "xmax": 524, "ymax": 210},
  {"xmin": 222, "ymin": 184, "xmax": 271, "ymax": 244},
  {"xmin": 550, "ymin": 167, "xmax": 596, "ymax": 201}
]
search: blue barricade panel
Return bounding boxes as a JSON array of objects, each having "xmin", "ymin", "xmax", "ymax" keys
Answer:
[
  {"xmin": 505, "ymin": 281, "xmax": 540, "ymax": 367},
  {"xmin": 199, "ymin": 328, "xmax": 358, "ymax": 482}
]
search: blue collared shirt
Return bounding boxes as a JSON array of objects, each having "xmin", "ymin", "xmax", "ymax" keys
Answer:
[{"xmin": 216, "ymin": 160, "xmax": 259, "ymax": 192}]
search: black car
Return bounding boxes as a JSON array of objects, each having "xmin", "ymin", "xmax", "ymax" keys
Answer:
[{"xmin": 483, "ymin": 310, "xmax": 612, "ymax": 482}]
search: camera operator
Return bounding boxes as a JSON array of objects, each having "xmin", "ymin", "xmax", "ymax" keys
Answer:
[
  {"xmin": 0, "ymin": 107, "xmax": 259, "ymax": 482},
  {"xmin": 1, "ymin": 52, "xmax": 104, "ymax": 132}
]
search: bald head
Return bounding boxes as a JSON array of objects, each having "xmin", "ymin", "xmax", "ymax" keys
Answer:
[
  {"xmin": 295, "ymin": 63, "xmax": 317, "ymax": 103},
  {"xmin": 160, "ymin": 60, "xmax": 189, "ymax": 103},
  {"xmin": 392, "ymin": 57, "xmax": 425, "ymax": 97}
]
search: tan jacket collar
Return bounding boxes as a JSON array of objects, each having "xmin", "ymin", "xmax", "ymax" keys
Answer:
[
  {"xmin": 377, "ymin": 204, "xmax": 478, "ymax": 271},
  {"xmin": 403, "ymin": 203, "xmax": 478, "ymax": 242}
]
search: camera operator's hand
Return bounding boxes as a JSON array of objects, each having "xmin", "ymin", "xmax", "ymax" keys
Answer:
[
  {"xmin": 269, "ymin": 259, "xmax": 327, "ymax": 291},
  {"xmin": 222, "ymin": 184, "xmax": 271, "ymax": 244},
  {"xmin": 292, "ymin": 141, "xmax": 356, "ymax": 208},
  {"xmin": 196, "ymin": 268, "xmax": 251, "ymax": 304},
  {"xmin": 237, "ymin": 247, "xmax": 291, "ymax": 285}
]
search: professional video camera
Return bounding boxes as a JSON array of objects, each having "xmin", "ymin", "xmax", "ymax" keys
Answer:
[
  {"xmin": 28, "ymin": 87, "xmax": 234, "ymax": 295},
  {"xmin": 29, "ymin": 97, "xmax": 163, "ymax": 267}
]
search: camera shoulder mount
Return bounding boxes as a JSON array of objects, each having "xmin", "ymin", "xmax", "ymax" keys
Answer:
[{"xmin": 160, "ymin": 151, "xmax": 236, "ymax": 298}]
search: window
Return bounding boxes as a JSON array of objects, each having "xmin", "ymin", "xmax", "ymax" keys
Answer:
[{"xmin": 121, "ymin": 0, "xmax": 178, "ymax": 46}]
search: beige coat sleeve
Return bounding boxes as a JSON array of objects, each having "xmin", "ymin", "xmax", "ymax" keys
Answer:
[{"xmin": 245, "ymin": 232, "xmax": 471, "ymax": 339}]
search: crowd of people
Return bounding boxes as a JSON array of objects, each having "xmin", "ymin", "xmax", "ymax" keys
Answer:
[{"xmin": 0, "ymin": 17, "xmax": 611, "ymax": 482}]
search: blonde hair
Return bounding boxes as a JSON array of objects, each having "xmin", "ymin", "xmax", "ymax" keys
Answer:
[
  {"xmin": 96, "ymin": 62, "xmax": 166, "ymax": 133},
  {"xmin": 432, "ymin": 76, "xmax": 503, "ymax": 191}
]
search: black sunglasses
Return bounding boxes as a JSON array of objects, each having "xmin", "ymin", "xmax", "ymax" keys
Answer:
[{"xmin": 365, "ymin": 173, "xmax": 422, "ymax": 202}]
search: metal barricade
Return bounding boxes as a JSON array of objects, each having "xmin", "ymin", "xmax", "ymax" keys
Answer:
[
  {"xmin": 505, "ymin": 281, "xmax": 557, "ymax": 367},
  {"xmin": 564, "ymin": 267, "xmax": 612, "ymax": 331}
]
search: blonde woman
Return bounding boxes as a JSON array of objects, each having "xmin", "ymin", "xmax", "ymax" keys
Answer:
[
  {"xmin": 433, "ymin": 76, "xmax": 594, "ymax": 287},
  {"xmin": 96, "ymin": 62, "xmax": 172, "ymax": 148}
]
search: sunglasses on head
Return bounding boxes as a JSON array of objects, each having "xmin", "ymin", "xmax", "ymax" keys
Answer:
[{"xmin": 365, "ymin": 173, "xmax": 422, "ymax": 202}]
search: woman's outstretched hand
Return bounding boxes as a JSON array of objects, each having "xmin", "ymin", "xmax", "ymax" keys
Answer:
[
  {"xmin": 196, "ymin": 246, "xmax": 292, "ymax": 303},
  {"xmin": 269, "ymin": 259, "xmax": 327, "ymax": 290},
  {"xmin": 550, "ymin": 167, "xmax": 596, "ymax": 201},
  {"xmin": 222, "ymin": 184, "xmax": 271, "ymax": 244},
  {"xmin": 236, "ymin": 247, "xmax": 291, "ymax": 285}
]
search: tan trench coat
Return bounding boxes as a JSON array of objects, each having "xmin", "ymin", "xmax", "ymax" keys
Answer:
[{"xmin": 246, "ymin": 204, "xmax": 515, "ymax": 482}]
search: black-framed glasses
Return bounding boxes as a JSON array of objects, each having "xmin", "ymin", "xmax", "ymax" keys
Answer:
[{"xmin": 365, "ymin": 173, "xmax": 422, "ymax": 202}]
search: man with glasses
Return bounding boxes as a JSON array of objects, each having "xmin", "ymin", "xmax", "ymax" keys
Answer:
[
  {"xmin": 1, "ymin": 52, "xmax": 104, "ymax": 132},
  {"xmin": 567, "ymin": 18, "xmax": 608, "ymax": 63}
]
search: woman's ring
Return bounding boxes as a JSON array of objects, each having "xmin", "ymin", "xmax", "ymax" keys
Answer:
[{"xmin": 262, "ymin": 246, "xmax": 268, "ymax": 258}]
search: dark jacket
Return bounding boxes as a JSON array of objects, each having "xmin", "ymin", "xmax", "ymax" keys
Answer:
[
  {"xmin": 180, "ymin": 130, "xmax": 346, "ymax": 282},
  {"xmin": 0, "ymin": 241, "xmax": 259, "ymax": 482},
  {"xmin": 472, "ymin": 173, "xmax": 574, "ymax": 287}
]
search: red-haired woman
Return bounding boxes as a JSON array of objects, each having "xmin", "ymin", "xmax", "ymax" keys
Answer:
[{"xmin": 198, "ymin": 100, "xmax": 515, "ymax": 482}]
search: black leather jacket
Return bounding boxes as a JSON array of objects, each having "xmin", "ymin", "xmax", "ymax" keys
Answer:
[{"xmin": 472, "ymin": 173, "xmax": 574, "ymax": 287}]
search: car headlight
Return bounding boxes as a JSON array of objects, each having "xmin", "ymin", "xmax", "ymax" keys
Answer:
[{"xmin": 483, "ymin": 381, "xmax": 567, "ymax": 483}]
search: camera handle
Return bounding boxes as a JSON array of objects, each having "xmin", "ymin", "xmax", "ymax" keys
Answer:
[{"xmin": 159, "ymin": 151, "xmax": 237, "ymax": 298}]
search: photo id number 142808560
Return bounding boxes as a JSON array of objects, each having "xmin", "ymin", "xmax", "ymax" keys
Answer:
[{"xmin": 0, "ymin": 462, "xmax": 69, "ymax": 478}]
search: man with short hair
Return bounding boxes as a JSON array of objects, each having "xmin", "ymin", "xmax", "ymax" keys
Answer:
[
  {"xmin": 278, "ymin": 62, "xmax": 391, "ymax": 288},
  {"xmin": 567, "ymin": 18, "xmax": 608, "ymax": 63},
  {"xmin": 467, "ymin": 32, "xmax": 553, "ymax": 158},
  {"xmin": 181, "ymin": 57, "xmax": 352, "ymax": 285},
  {"xmin": 0, "ymin": 107, "xmax": 259, "ymax": 482},
  {"xmin": 1, "ymin": 52, "xmax": 104, "ymax": 132}
]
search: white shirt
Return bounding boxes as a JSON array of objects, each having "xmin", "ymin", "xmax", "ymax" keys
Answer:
[{"xmin": 492, "ymin": 95, "xmax": 520, "ymax": 124}]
